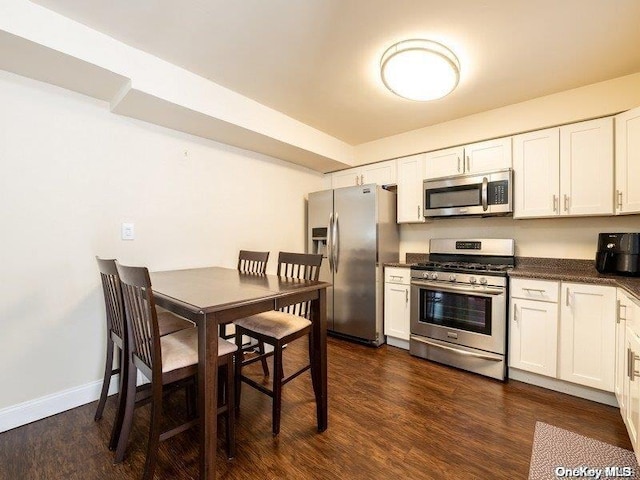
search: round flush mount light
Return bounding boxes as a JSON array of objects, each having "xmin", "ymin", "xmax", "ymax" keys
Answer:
[{"xmin": 380, "ymin": 39, "xmax": 460, "ymax": 101}]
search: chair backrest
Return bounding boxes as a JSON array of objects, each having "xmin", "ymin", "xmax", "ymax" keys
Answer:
[
  {"xmin": 277, "ymin": 252, "xmax": 322, "ymax": 281},
  {"xmin": 237, "ymin": 250, "xmax": 269, "ymax": 274},
  {"xmin": 96, "ymin": 257, "xmax": 126, "ymax": 342},
  {"xmin": 115, "ymin": 262, "xmax": 161, "ymax": 380},
  {"xmin": 277, "ymin": 252, "xmax": 323, "ymax": 318}
]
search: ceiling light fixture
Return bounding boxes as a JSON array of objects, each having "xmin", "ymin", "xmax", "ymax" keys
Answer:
[{"xmin": 380, "ymin": 39, "xmax": 460, "ymax": 101}]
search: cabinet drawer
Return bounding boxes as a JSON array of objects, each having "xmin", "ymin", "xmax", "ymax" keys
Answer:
[
  {"xmin": 510, "ymin": 278, "xmax": 559, "ymax": 303},
  {"xmin": 385, "ymin": 267, "xmax": 410, "ymax": 285}
]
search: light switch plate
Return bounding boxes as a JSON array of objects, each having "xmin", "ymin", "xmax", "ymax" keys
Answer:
[{"xmin": 121, "ymin": 223, "xmax": 135, "ymax": 240}]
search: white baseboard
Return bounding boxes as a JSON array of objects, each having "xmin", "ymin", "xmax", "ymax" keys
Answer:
[
  {"xmin": 509, "ymin": 368, "xmax": 618, "ymax": 407},
  {"xmin": 386, "ymin": 336, "xmax": 410, "ymax": 351},
  {"xmin": 0, "ymin": 376, "xmax": 120, "ymax": 434}
]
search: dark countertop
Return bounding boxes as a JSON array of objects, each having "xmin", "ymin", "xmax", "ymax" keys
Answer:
[
  {"xmin": 510, "ymin": 257, "xmax": 640, "ymax": 300},
  {"xmin": 385, "ymin": 254, "xmax": 640, "ymax": 300}
]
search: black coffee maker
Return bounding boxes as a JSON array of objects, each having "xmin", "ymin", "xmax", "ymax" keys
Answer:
[{"xmin": 595, "ymin": 233, "xmax": 640, "ymax": 276}]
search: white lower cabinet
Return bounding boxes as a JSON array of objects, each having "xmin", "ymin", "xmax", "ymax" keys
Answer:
[
  {"xmin": 510, "ymin": 297, "xmax": 559, "ymax": 377},
  {"xmin": 559, "ymin": 283, "xmax": 616, "ymax": 391},
  {"xmin": 618, "ymin": 290, "xmax": 640, "ymax": 462},
  {"xmin": 509, "ymin": 278, "xmax": 616, "ymax": 392},
  {"xmin": 384, "ymin": 267, "xmax": 410, "ymax": 347}
]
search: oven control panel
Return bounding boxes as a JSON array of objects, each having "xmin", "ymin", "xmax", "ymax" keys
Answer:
[{"xmin": 411, "ymin": 270, "xmax": 506, "ymax": 288}]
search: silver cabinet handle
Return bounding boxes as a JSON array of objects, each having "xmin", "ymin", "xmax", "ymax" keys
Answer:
[
  {"xmin": 360, "ymin": 174, "xmax": 364, "ymax": 185},
  {"xmin": 565, "ymin": 287, "xmax": 570, "ymax": 307},
  {"xmin": 553, "ymin": 195, "xmax": 558, "ymax": 213},
  {"xmin": 617, "ymin": 300, "xmax": 627, "ymax": 323},
  {"xmin": 629, "ymin": 347, "xmax": 633, "ymax": 379},
  {"xmin": 523, "ymin": 288, "xmax": 546, "ymax": 294},
  {"xmin": 617, "ymin": 190, "xmax": 623, "ymax": 210},
  {"xmin": 390, "ymin": 275, "xmax": 403, "ymax": 281},
  {"xmin": 513, "ymin": 303, "xmax": 518, "ymax": 324},
  {"xmin": 563, "ymin": 194, "xmax": 569, "ymax": 212},
  {"xmin": 417, "ymin": 205, "xmax": 421, "ymax": 219},
  {"xmin": 466, "ymin": 155, "xmax": 470, "ymax": 172},
  {"xmin": 355, "ymin": 175, "xmax": 359, "ymax": 185},
  {"xmin": 632, "ymin": 352, "xmax": 640, "ymax": 381},
  {"xmin": 481, "ymin": 177, "xmax": 489, "ymax": 211},
  {"xmin": 457, "ymin": 156, "xmax": 461, "ymax": 173},
  {"xmin": 405, "ymin": 289, "xmax": 409, "ymax": 304}
]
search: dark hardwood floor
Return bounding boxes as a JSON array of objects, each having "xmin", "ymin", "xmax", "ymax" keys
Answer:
[{"xmin": 0, "ymin": 337, "xmax": 631, "ymax": 479}]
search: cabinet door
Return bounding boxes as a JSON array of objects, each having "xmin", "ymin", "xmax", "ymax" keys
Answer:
[
  {"xmin": 617, "ymin": 290, "xmax": 634, "ymax": 412},
  {"xmin": 513, "ymin": 128, "xmax": 560, "ymax": 219},
  {"xmin": 615, "ymin": 107, "xmax": 640, "ymax": 215},
  {"xmin": 362, "ymin": 160, "xmax": 397, "ymax": 186},
  {"xmin": 509, "ymin": 298, "xmax": 558, "ymax": 377},
  {"xmin": 625, "ymin": 326, "xmax": 640, "ymax": 450},
  {"xmin": 559, "ymin": 283, "xmax": 616, "ymax": 391},
  {"xmin": 559, "ymin": 117, "xmax": 614, "ymax": 216},
  {"xmin": 397, "ymin": 154, "xmax": 425, "ymax": 223},
  {"xmin": 332, "ymin": 169, "xmax": 360, "ymax": 188},
  {"xmin": 464, "ymin": 137, "xmax": 512, "ymax": 174},
  {"xmin": 384, "ymin": 282, "xmax": 410, "ymax": 341},
  {"xmin": 424, "ymin": 146, "xmax": 464, "ymax": 179}
]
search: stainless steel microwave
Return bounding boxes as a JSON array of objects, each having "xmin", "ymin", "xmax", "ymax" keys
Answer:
[{"xmin": 423, "ymin": 169, "xmax": 513, "ymax": 218}]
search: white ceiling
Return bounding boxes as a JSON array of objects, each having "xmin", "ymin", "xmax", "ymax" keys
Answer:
[{"xmin": 31, "ymin": 0, "xmax": 640, "ymax": 145}]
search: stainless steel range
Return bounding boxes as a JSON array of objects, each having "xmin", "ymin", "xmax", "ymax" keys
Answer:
[{"xmin": 409, "ymin": 238, "xmax": 515, "ymax": 381}]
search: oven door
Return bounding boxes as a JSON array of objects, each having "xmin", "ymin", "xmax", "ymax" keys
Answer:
[{"xmin": 410, "ymin": 280, "xmax": 506, "ymax": 354}]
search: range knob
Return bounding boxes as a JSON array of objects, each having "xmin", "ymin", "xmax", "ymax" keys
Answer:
[
  {"xmin": 479, "ymin": 277, "xmax": 488, "ymax": 285},
  {"xmin": 449, "ymin": 274, "xmax": 457, "ymax": 282},
  {"xmin": 430, "ymin": 272, "xmax": 439, "ymax": 280},
  {"xmin": 469, "ymin": 276, "xmax": 477, "ymax": 284}
]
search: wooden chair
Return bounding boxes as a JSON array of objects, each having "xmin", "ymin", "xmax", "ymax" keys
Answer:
[
  {"xmin": 234, "ymin": 252, "xmax": 322, "ymax": 436},
  {"xmin": 114, "ymin": 262, "xmax": 237, "ymax": 479},
  {"xmin": 94, "ymin": 257, "xmax": 194, "ymax": 452},
  {"xmin": 219, "ymin": 250, "xmax": 270, "ymax": 376}
]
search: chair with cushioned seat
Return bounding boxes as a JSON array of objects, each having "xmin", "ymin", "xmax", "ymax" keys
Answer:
[
  {"xmin": 114, "ymin": 262, "xmax": 237, "ymax": 479},
  {"xmin": 233, "ymin": 251, "xmax": 322, "ymax": 436},
  {"xmin": 94, "ymin": 257, "xmax": 194, "ymax": 451},
  {"xmin": 219, "ymin": 250, "xmax": 270, "ymax": 376}
]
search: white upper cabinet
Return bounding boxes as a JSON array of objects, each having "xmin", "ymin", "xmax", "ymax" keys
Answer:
[
  {"xmin": 514, "ymin": 117, "xmax": 614, "ymax": 218},
  {"xmin": 559, "ymin": 117, "xmax": 614, "ymax": 216},
  {"xmin": 424, "ymin": 146, "xmax": 464, "ymax": 179},
  {"xmin": 615, "ymin": 106, "xmax": 640, "ymax": 215},
  {"xmin": 424, "ymin": 138, "xmax": 511, "ymax": 179},
  {"xmin": 464, "ymin": 137, "xmax": 513, "ymax": 174},
  {"xmin": 331, "ymin": 160, "xmax": 397, "ymax": 189},
  {"xmin": 396, "ymin": 154, "xmax": 426, "ymax": 223},
  {"xmin": 513, "ymin": 128, "xmax": 560, "ymax": 218},
  {"xmin": 332, "ymin": 169, "xmax": 363, "ymax": 188}
]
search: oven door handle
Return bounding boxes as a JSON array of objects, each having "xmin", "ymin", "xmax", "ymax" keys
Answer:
[
  {"xmin": 411, "ymin": 336, "xmax": 503, "ymax": 362},
  {"xmin": 411, "ymin": 280, "xmax": 504, "ymax": 297}
]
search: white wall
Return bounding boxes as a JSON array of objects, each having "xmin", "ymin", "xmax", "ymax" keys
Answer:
[
  {"xmin": 0, "ymin": 70, "xmax": 324, "ymax": 411},
  {"xmin": 355, "ymin": 72, "xmax": 640, "ymax": 165},
  {"xmin": 401, "ymin": 216, "xmax": 640, "ymax": 260}
]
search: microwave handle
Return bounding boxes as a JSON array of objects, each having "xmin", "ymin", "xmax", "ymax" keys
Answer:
[{"xmin": 481, "ymin": 177, "xmax": 489, "ymax": 211}]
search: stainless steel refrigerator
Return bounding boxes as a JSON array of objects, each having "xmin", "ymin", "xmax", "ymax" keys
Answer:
[{"xmin": 307, "ymin": 184, "xmax": 399, "ymax": 346}]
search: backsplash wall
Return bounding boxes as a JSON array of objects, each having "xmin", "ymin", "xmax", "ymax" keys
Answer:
[{"xmin": 400, "ymin": 215, "xmax": 640, "ymax": 260}]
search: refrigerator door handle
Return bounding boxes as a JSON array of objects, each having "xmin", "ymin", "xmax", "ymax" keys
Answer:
[
  {"xmin": 333, "ymin": 212, "xmax": 340, "ymax": 274},
  {"xmin": 327, "ymin": 213, "xmax": 334, "ymax": 272}
]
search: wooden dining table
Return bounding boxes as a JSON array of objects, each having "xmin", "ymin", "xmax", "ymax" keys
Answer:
[{"xmin": 148, "ymin": 266, "xmax": 330, "ymax": 480}]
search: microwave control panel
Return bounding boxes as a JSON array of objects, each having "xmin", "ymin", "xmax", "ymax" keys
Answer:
[{"xmin": 488, "ymin": 180, "xmax": 508, "ymax": 205}]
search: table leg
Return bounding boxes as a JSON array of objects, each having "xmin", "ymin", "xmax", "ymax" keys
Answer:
[
  {"xmin": 310, "ymin": 287, "xmax": 328, "ymax": 432},
  {"xmin": 198, "ymin": 313, "xmax": 218, "ymax": 480}
]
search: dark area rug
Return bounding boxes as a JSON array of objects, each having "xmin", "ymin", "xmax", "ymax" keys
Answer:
[{"xmin": 529, "ymin": 422, "xmax": 639, "ymax": 479}]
